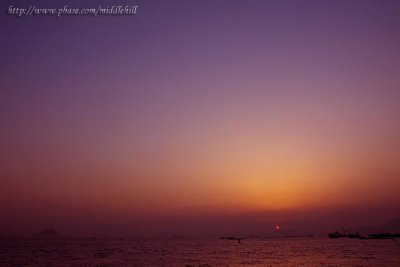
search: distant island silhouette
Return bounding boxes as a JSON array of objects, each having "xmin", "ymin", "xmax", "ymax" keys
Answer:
[{"xmin": 32, "ymin": 229, "xmax": 61, "ymax": 239}]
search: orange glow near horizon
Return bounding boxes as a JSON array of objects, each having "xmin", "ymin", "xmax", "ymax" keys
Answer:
[{"xmin": 1, "ymin": 0, "xmax": 400, "ymax": 236}]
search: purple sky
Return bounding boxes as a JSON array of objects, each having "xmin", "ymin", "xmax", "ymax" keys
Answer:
[{"xmin": 1, "ymin": 0, "xmax": 399, "ymax": 236}]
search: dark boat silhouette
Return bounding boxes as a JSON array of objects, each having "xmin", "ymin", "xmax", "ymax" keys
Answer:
[
  {"xmin": 347, "ymin": 233, "xmax": 361, "ymax": 238},
  {"xmin": 328, "ymin": 226, "xmax": 347, "ymax": 238},
  {"xmin": 367, "ymin": 233, "xmax": 398, "ymax": 239},
  {"xmin": 329, "ymin": 218, "xmax": 400, "ymax": 239}
]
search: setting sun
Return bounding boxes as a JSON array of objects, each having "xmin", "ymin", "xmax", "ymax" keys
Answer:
[{"xmin": 1, "ymin": 0, "xmax": 400, "ymax": 265}]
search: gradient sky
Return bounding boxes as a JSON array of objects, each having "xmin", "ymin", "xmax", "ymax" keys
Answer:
[{"xmin": 1, "ymin": 0, "xmax": 399, "ymax": 236}]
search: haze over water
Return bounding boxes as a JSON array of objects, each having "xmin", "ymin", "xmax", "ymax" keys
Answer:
[{"xmin": 1, "ymin": 0, "xmax": 400, "ymax": 240}]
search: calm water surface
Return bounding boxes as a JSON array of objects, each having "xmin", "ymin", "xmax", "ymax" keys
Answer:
[{"xmin": 1, "ymin": 237, "xmax": 399, "ymax": 266}]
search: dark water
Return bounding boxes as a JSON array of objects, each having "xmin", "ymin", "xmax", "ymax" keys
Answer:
[{"xmin": 1, "ymin": 237, "xmax": 399, "ymax": 266}]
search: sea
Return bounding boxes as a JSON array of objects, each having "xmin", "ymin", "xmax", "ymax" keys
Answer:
[{"xmin": 1, "ymin": 236, "xmax": 399, "ymax": 266}]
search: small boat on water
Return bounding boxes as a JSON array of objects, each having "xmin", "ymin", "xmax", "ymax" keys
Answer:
[
  {"xmin": 328, "ymin": 226, "xmax": 347, "ymax": 238},
  {"xmin": 366, "ymin": 233, "xmax": 398, "ymax": 239},
  {"xmin": 329, "ymin": 230, "xmax": 400, "ymax": 240},
  {"xmin": 328, "ymin": 231, "xmax": 347, "ymax": 238},
  {"xmin": 347, "ymin": 233, "xmax": 361, "ymax": 238}
]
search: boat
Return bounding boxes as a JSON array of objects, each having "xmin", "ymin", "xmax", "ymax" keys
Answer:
[
  {"xmin": 347, "ymin": 233, "xmax": 361, "ymax": 238},
  {"xmin": 328, "ymin": 226, "xmax": 347, "ymax": 238},
  {"xmin": 367, "ymin": 233, "xmax": 396, "ymax": 239},
  {"xmin": 358, "ymin": 233, "xmax": 400, "ymax": 240},
  {"xmin": 328, "ymin": 231, "xmax": 347, "ymax": 238}
]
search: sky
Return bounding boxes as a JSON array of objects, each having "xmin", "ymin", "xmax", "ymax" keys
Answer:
[{"xmin": 1, "ymin": 0, "xmax": 399, "ymax": 237}]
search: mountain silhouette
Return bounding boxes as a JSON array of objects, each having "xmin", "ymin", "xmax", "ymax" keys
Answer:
[
  {"xmin": 352, "ymin": 217, "xmax": 400, "ymax": 234},
  {"xmin": 377, "ymin": 217, "xmax": 400, "ymax": 233}
]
